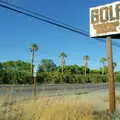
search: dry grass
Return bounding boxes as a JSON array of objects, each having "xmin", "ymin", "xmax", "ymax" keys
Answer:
[
  {"xmin": 22, "ymin": 96, "xmax": 108, "ymax": 120},
  {"xmin": 0, "ymin": 95, "xmax": 109, "ymax": 120}
]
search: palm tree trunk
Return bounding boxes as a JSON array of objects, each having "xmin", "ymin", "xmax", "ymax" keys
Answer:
[
  {"xmin": 33, "ymin": 76, "xmax": 37, "ymax": 97},
  {"xmin": 102, "ymin": 63, "xmax": 105, "ymax": 75},
  {"xmin": 61, "ymin": 57, "xmax": 64, "ymax": 75},
  {"xmin": 85, "ymin": 66, "xmax": 87, "ymax": 77},
  {"xmin": 61, "ymin": 57, "xmax": 64, "ymax": 83},
  {"xmin": 85, "ymin": 62, "xmax": 88, "ymax": 77},
  {"xmin": 31, "ymin": 49, "xmax": 36, "ymax": 96},
  {"xmin": 32, "ymin": 50, "xmax": 35, "ymax": 77},
  {"xmin": 62, "ymin": 65, "xmax": 64, "ymax": 75}
]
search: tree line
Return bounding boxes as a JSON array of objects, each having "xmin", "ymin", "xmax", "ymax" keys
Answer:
[{"xmin": 0, "ymin": 43, "xmax": 119, "ymax": 84}]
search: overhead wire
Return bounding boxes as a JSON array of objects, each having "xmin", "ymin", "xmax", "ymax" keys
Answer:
[
  {"xmin": 0, "ymin": 0, "xmax": 89, "ymax": 34},
  {"xmin": 0, "ymin": 0, "xmax": 120, "ymax": 47}
]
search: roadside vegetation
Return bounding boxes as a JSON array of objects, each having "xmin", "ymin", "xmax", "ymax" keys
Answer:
[
  {"xmin": 0, "ymin": 43, "xmax": 119, "ymax": 84},
  {"xmin": 0, "ymin": 58, "xmax": 119, "ymax": 84}
]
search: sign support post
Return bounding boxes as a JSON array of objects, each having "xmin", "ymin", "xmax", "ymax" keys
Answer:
[{"xmin": 106, "ymin": 36, "xmax": 116, "ymax": 113}]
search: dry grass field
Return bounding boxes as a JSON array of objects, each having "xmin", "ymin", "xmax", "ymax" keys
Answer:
[
  {"xmin": 0, "ymin": 94, "xmax": 110, "ymax": 120},
  {"xmin": 0, "ymin": 89, "xmax": 120, "ymax": 120}
]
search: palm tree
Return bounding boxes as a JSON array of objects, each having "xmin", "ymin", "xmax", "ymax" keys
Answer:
[
  {"xmin": 30, "ymin": 43, "xmax": 38, "ymax": 97},
  {"xmin": 30, "ymin": 43, "xmax": 39, "ymax": 76},
  {"xmin": 83, "ymin": 55, "xmax": 90, "ymax": 76},
  {"xmin": 59, "ymin": 52, "xmax": 67, "ymax": 74},
  {"xmin": 100, "ymin": 57, "xmax": 107, "ymax": 75}
]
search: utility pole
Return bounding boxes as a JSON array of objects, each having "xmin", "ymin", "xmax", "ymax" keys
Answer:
[{"xmin": 106, "ymin": 36, "xmax": 116, "ymax": 113}]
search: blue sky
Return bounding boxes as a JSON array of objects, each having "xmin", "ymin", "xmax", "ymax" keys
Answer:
[{"xmin": 0, "ymin": 0, "xmax": 120, "ymax": 70}]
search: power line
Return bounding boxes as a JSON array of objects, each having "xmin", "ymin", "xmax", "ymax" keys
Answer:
[
  {"xmin": 0, "ymin": 0, "xmax": 120, "ymax": 48},
  {"xmin": 0, "ymin": 0, "xmax": 89, "ymax": 34},
  {"xmin": 0, "ymin": 1, "xmax": 89, "ymax": 36},
  {"xmin": 0, "ymin": 1, "xmax": 113, "ymax": 44}
]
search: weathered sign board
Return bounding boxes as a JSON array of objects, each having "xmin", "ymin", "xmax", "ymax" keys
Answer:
[{"xmin": 90, "ymin": 1, "xmax": 120, "ymax": 38}]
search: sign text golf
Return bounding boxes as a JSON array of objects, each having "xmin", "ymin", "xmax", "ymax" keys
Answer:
[{"xmin": 90, "ymin": 1, "xmax": 120, "ymax": 38}]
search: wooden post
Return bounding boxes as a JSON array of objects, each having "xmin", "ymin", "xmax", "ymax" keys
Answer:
[
  {"xmin": 33, "ymin": 76, "xmax": 36, "ymax": 97},
  {"xmin": 33, "ymin": 66, "xmax": 37, "ymax": 98},
  {"xmin": 106, "ymin": 36, "xmax": 116, "ymax": 113}
]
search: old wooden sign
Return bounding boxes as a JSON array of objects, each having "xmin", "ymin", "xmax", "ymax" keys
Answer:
[{"xmin": 90, "ymin": 1, "xmax": 120, "ymax": 38}]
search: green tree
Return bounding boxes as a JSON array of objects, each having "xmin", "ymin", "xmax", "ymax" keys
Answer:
[
  {"xmin": 100, "ymin": 57, "xmax": 107, "ymax": 75},
  {"xmin": 30, "ymin": 43, "xmax": 39, "ymax": 76},
  {"xmin": 0, "ymin": 62, "xmax": 3, "ymax": 70},
  {"xmin": 1, "ymin": 60, "xmax": 31, "ymax": 84},
  {"xmin": 63, "ymin": 65, "xmax": 84, "ymax": 74},
  {"xmin": 0, "ymin": 62, "xmax": 3, "ymax": 84},
  {"xmin": 83, "ymin": 55, "xmax": 90, "ymax": 76},
  {"xmin": 2, "ymin": 60, "xmax": 31, "ymax": 72},
  {"xmin": 38, "ymin": 59, "xmax": 56, "ymax": 72},
  {"xmin": 59, "ymin": 52, "xmax": 67, "ymax": 74}
]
